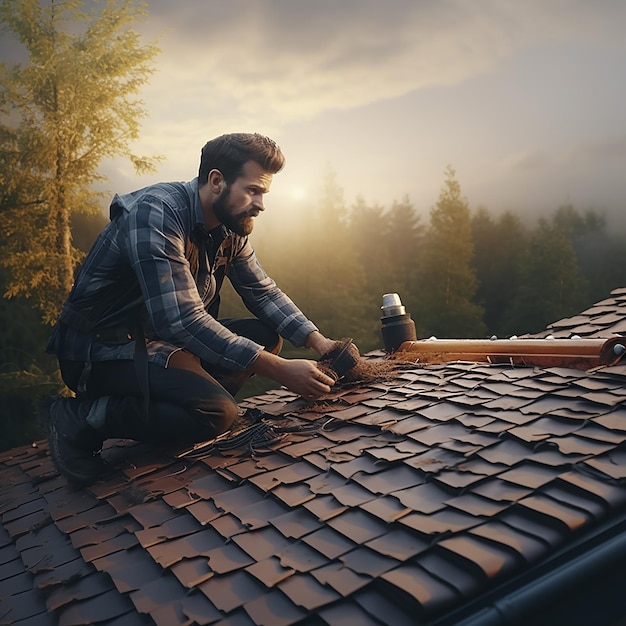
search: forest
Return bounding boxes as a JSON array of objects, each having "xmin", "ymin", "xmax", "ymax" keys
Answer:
[{"xmin": 2, "ymin": 164, "xmax": 625, "ymax": 451}]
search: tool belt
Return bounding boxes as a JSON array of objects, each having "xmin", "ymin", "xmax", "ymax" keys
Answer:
[{"xmin": 58, "ymin": 301, "xmax": 150, "ymax": 420}]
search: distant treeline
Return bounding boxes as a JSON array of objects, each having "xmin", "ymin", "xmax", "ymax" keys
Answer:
[
  {"xmin": 2, "ymin": 167, "xmax": 625, "ymax": 450},
  {"xmin": 221, "ymin": 167, "xmax": 626, "ymax": 353}
]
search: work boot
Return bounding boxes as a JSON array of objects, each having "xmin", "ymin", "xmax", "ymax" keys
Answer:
[{"xmin": 44, "ymin": 395, "xmax": 108, "ymax": 486}]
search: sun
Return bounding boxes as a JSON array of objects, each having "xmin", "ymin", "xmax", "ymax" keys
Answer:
[{"xmin": 291, "ymin": 186, "xmax": 307, "ymax": 201}]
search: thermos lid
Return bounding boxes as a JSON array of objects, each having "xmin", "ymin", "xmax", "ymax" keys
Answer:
[{"xmin": 381, "ymin": 293, "xmax": 406, "ymax": 317}]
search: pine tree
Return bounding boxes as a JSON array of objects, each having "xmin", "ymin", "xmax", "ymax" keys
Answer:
[
  {"xmin": 348, "ymin": 196, "xmax": 391, "ymax": 332},
  {"xmin": 383, "ymin": 195, "xmax": 423, "ymax": 317},
  {"xmin": 510, "ymin": 219, "xmax": 588, "ymax": 333},
  {"xmin": 0, "ymin": 0, "xmax": 160, "ymax": 323},
  {"xmin": 550, "ymin": 204, "xmax": 622, "ymax": 303},
  {"xmin": 349, "ymin": 195, "xmax": 389, "ymax": 279},
  {"xmin": 416, "ymin": 165, "xmax": 485, "ymax": 338},
  {"xmin": 472, "ymin": 208, "xmax": 527, "ymax": 336}
]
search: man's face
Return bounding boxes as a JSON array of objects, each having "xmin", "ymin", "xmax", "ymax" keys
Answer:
[{"xmin": 212, "ymin": 161, "xmax": 273, "ymax": 236}]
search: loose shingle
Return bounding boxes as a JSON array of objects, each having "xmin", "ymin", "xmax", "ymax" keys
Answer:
[
  {"xmin": 243, "ymin": 589, "xmax": 307, "ymax": 626},
  {"xmin": 198, "ymin": 570, "xmax": 266, "ymax": 613}
]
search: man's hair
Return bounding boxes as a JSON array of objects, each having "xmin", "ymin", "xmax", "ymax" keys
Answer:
[{"xmin": 198, "ymin": 133, "xmax": 285, "ymax": 185}]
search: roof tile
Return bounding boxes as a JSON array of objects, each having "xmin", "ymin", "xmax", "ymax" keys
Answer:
[
  {"xmin": 301, "ymin": 526, "xmax": 356, "ymax": 559},
  {"xmin": 146, "ymin": 527, "xmax": 224, "ymax": 568},
  {"xmin": 497, "ymin": 462, "xmax": 560, "ymax": 489},
  {"xmin": 470, "ymin": 521, "xmax": 547, "ymax": 563},
  {"xmin": 45, "ymin": 571, "xmax": 116, "ymax": 612},
  {"xmin": 310, "ymin": 561, "xmax": 371, "ymax": 596},
  {"xmin": 243, "ymin": 588, "xmax": 308, "ymax": 626},
  {"xmin": 365, "ymin": 527, "xmax": 429, "ymax": 561},
  {"xmin": 302, "ymin": 494, "xmax": 347, "ymax": 521},
  {"xmin": 170, "ymin": 556, "xmax": 213, "ymax": 588},
  {"xmin": 278, "ymin": 541, "xmax": 326, "ymax": 573},
  {"xmin": 381, "ymin": 563, "xmax": 459, "ymax": 615},
  {"xmin": 198, "ymin": 570, "xmax": 266, "ymax": 613},
  {"xmin": 399, "ymin": 508, "xmax": 484, "ymax": 536},
  {"xmin": 135, "ymin": 512, "xmax": 201, "ymax": 548},
  {"xmin": 270, "ymin": 508, "xmax": 322, "ymax": 539},
  {"xmin": 319, "ymin": 597, "xmax": 390, "ymax": 626},
  {"xmin": 277, "ymin": 572, "xmax": 341, "ymax": 611},
  {"xmin": 205, "ymin": 542, "xmax": 254, "ymax": 574},
  {"xmin": 129, "ymin": 573, "xmax": 188, "ymax": 616},
  {"xmin": 245, "ymin": 555, "xmax": 294, "ymax": 587},
  {"xmin": 325, "ymin": 509, "xmax": 389, "ymax": 543},
  {"xmin": 232, "ymin": 526, "xmax": 290, "ymax": 561},
  {"xmin": 93, "ymin": 546, "xmax": 164, "ymax": 594},
  {"xmin": 439, "ymin": 534, "xmax": 519, "ymax": 580},
  {"xmin": 56, "ymin": 588, "xmax": 137, "ymax": 624},
  {"xmin": 210, "ymin": 513, "xmax": 248, "ymax": 539}
]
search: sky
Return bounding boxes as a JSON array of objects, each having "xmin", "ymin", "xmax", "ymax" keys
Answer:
[{"xmin": 5, "ymin": 0, "xmax": 626, "ymax": 223}]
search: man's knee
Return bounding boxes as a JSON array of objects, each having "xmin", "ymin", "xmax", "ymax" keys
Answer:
[{"xmin": 194, "ymin": 391, "xmax": 238, "ymax": 438}]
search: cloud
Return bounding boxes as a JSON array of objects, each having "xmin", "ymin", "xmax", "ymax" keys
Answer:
[
  {"xmin": 573, "ymin": 136, "xmax": 626, "ymax": 163},
  {"xmin": 503, "ymin": 150, "xmax": 553, "ymax": 173},
  {"xmin": 5, "ymin": 0, "xmax": 622, "ymax": 211},
  {"xmin": 140, "ymin": 0, "xmax": 622, "ymax": 125}
]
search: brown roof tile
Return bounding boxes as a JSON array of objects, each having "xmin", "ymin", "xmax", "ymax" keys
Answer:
[
  {"xmin": 199, "ymin": 570, "xmax": 265, "ymax": 614},
  {"xmin": 243, "ymin": 588, "xmax": 307, "ymax": 626},
  {"xmin": 439, "ymin": 533, "xmax": 519, "ymax": 579},
  {"xmin": 381, "ymin": 562, "xmax": 460, "ymax": 615}
]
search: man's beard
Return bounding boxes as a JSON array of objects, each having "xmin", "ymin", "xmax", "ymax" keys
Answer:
[{"xmin": 212, "ymin": 186, "xmax": 257, "ymax": 236}]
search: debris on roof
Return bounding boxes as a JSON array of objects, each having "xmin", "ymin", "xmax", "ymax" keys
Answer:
[{"xmin": 3, "ymin": 288, "xmax": 626, "ymax": 625}]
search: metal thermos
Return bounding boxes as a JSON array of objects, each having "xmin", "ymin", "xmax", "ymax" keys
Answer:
[{"xmin": 380, "ymin": 293, "xmax": 417, "ymax": 352}]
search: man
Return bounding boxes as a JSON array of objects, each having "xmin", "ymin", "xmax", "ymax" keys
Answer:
[{"xmin": 46, "ymin": 133, "xmax": 338, "ymax": 485}]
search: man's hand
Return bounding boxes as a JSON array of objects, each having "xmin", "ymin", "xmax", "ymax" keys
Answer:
[
  {"xmin": 305, "ymin": 331, "xmax": 340, "ymax": 357},
  {"xmin": 251, "ymin": 351, "xmax": 335, "ymax": 399}
]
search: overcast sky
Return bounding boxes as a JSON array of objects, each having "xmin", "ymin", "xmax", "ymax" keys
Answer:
[{"xmin": 5, "ymin": 0, "xmax": 626, "ymax": 221}]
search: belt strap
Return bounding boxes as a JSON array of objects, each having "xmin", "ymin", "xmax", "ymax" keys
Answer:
[{"xmin": 132, "ymin": 320, "xmax": 151, "ymax": 422}]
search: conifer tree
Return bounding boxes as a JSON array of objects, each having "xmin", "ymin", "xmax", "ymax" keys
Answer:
[
  {"xmin": 348, "ymin": 196, "xmax": 390, "ymax": 327},
  {"xmin": 416, "ymin": 165, "xmax": 485, "ymax": 338},
  {"xmin": 472, "ymin": 208, "xmax": 527, "ymax": 336},
  {"xmin": 384, "ymin": 195, "xmax": 423, "ymax": 316},
  {"xmin": 510, "ymin": 219, "xmax": 588, "ymax": 333},
  {"xmin": 0, "ymin": 0, "xmax": 160, "ymax": 323},
  {"xmin": 550, "ymin": 204, "xmax": 623, "ymax": 303},
  {"xmin": 349, "ymin": 195, "xmax": 389, "ymax": 279}
]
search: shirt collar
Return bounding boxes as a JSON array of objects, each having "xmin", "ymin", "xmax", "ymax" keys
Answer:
[
  {"xmin": 187, "ymin": 177, "xmax": 205, "ymax": 229},
  {"xmin": 187, "ymin": 177, "xmax": 228, "ymax": 240}
]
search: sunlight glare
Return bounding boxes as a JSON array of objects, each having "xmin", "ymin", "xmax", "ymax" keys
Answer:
[{"xmin": 291, "ymin": 186, "xmax": 307, "ymax": 201}]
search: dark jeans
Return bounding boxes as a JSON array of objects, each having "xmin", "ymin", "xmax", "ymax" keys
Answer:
[{"xmin": 59, "ymin": 319, "xmax": 282, "ymax": 444}]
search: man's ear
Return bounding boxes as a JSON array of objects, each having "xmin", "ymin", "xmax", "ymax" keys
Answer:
[{"xmin": 208, "ymin": 169, "xmax": 225, "ymax": 193}]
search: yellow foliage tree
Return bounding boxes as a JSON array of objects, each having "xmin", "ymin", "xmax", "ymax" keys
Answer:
[{"xmin": 0, "ymin": 0, "xmax": 161, "ymax": 323}]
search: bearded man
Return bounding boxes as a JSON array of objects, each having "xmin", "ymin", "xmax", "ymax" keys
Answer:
[{"xmin": 46, "ymin": 133, "xmax": 338, "ymax": 485}]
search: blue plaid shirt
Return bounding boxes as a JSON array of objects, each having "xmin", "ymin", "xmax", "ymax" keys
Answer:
[{"xmin": 47, "ymin": 178, "xmax": 318, "ymax": 371}]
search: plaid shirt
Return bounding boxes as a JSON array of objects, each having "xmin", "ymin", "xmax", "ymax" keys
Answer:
[{"xmin": 47, "ymin": 178, "xmax": 318, "ymax": 370}]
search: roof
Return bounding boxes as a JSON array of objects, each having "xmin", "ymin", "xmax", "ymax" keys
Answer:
[{"xmin": 3, "ymin": 289, "xmax": 626, "ymax": 625}]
